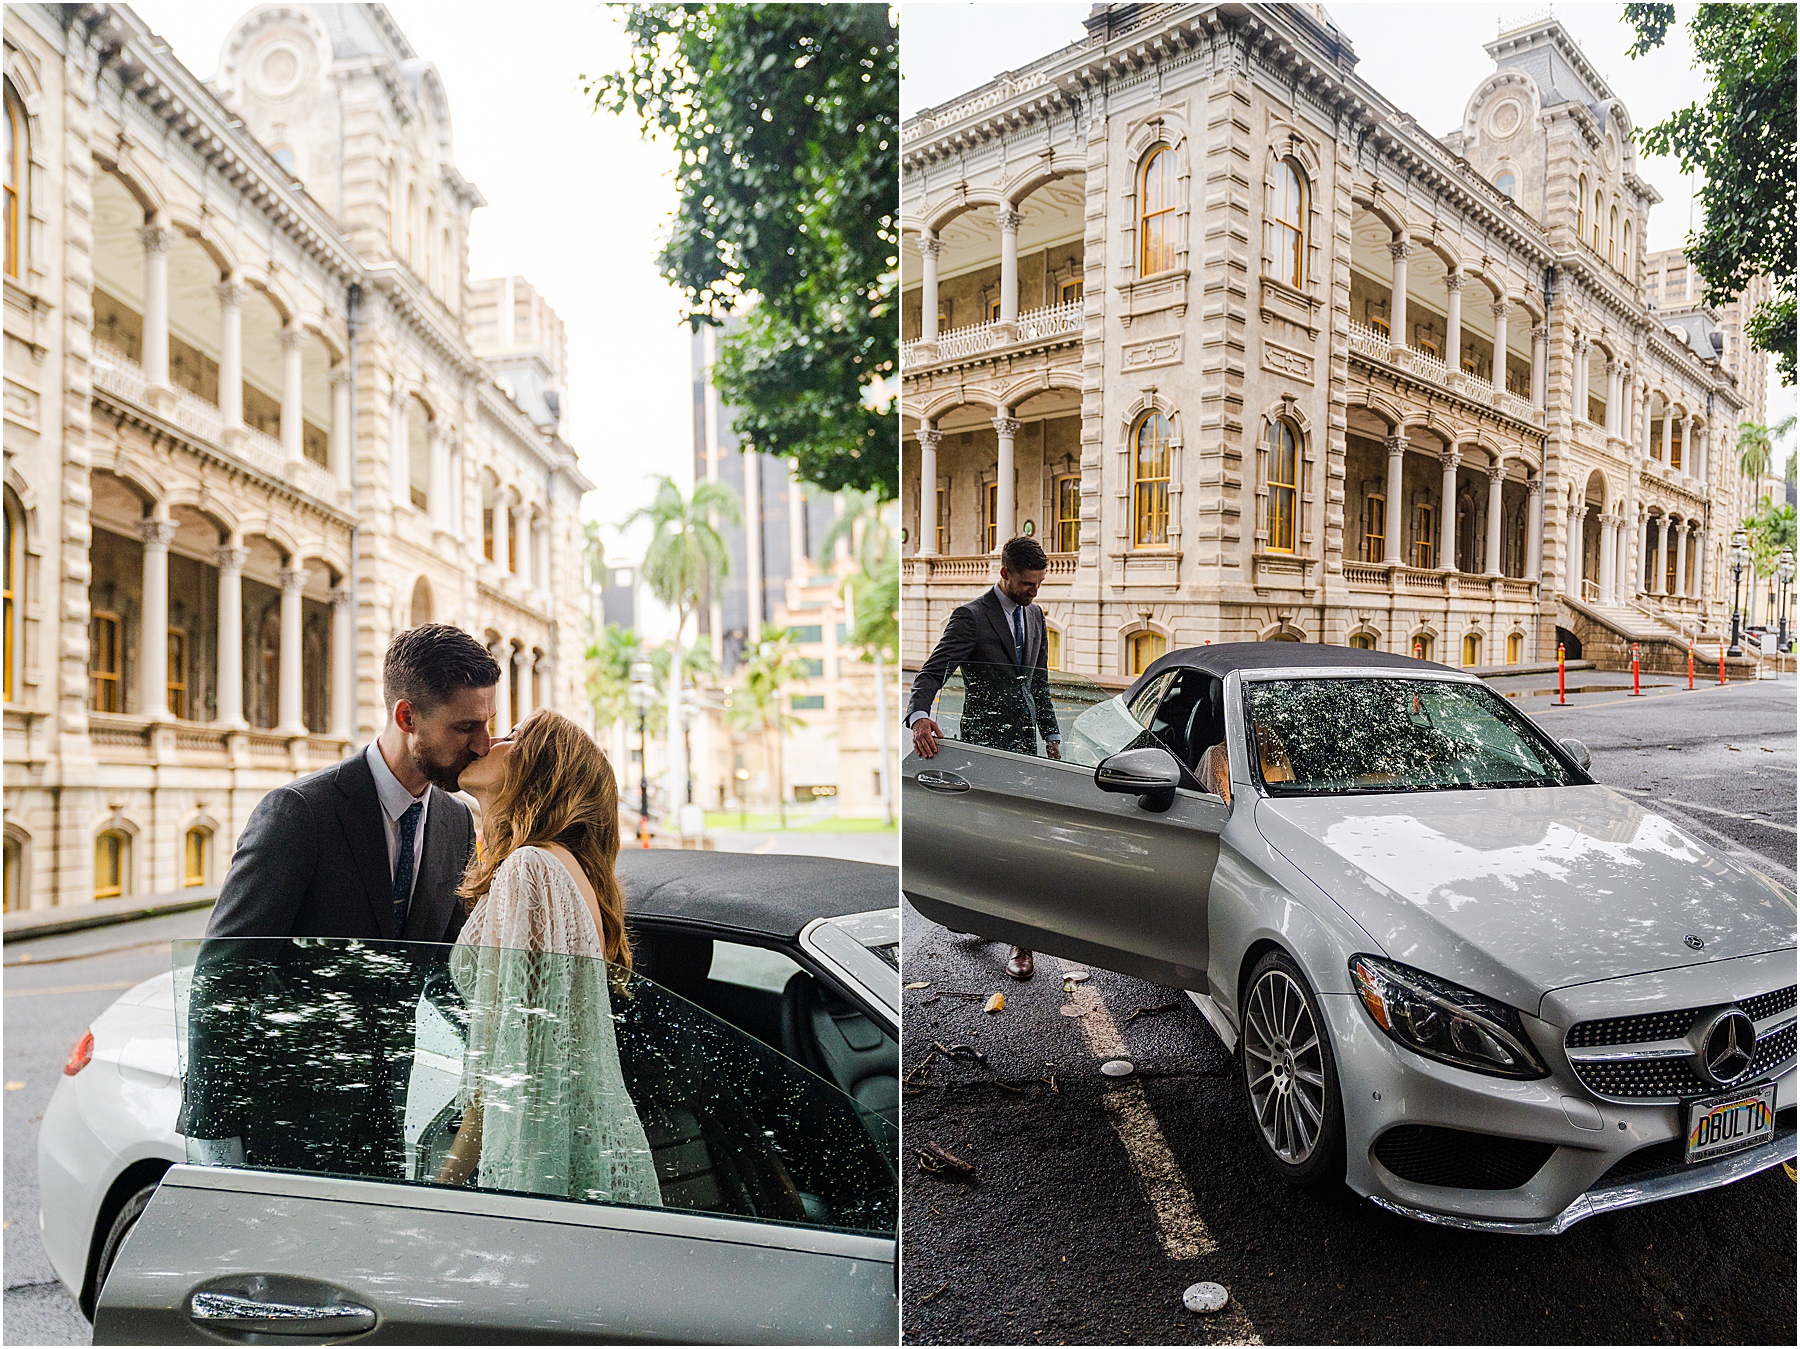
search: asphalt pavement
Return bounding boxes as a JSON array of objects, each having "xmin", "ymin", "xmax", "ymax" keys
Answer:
[
  {"xmin": 901, "ymin": 673, "xmax": 1796, "ymax": 1345},
  {"xmin": 0, "ymin": 826, "xmax": 896, "ymax": 1345}
]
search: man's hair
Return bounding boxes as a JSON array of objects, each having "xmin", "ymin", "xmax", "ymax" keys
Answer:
[
  {"xmin": 1000, "ymin": 535, "xmax": 1049, "ymax": 573},
  {"xmin": 384, "ymin": 624, "xmax": 500, "ymax": 717}
]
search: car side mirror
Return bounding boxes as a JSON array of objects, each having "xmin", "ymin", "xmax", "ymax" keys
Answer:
[
  {"xmin": 1559, "ymin": 737, "xmax": 1592, "ymax": 772},
  {"xmin": 1095, "ymin": 746, "xmax": 1183, "ymax": 813}
]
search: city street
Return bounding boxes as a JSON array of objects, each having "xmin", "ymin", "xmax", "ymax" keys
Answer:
[
  {"xmin": 1, "ymin": 827, "xmax": 893, "ymax": 1344},
  {"xmin": 901, "ymin": 675, "xmax": 1796, "ymax": 1346}
]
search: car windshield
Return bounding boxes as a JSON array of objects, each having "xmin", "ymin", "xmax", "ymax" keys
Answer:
[
  {"xmin": 171, "ymin": 938, "xmax": 897, "ymax": 1238},
  {"xmin": 1242, "ymin": 676, "xmax": 1580, "ymax": 795}
]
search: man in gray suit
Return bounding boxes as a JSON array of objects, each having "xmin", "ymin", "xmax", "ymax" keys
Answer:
[
  {"xmin": 206, "ymin": 623, "xmax": 500, "ymax": 943},
  {"xmin": 187, "ymin": 625, "xmax": 499, "ymax": 1173},
  {"xmin": 906, "ymin": 535, "xmax": 1060, "ymax": 980}
]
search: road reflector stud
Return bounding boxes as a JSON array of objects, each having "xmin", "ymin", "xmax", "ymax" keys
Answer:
[
  {"xmin": 1100, "ymin": 1059, "xmax": 1134, "ymax": 1077},
  {"xmin": 1183, "ymin": 1282, "xmax": 1230, "ymax": 1314}
]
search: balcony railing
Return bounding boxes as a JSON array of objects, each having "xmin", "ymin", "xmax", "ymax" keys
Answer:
[
  {"xmin": 1345, "ymin": 324, "xmax": 1547, "ymax": 429},
  {"xmin": 89, "ymin": 342, "xmax": 344, "ymax": 505},
  {"xmin": 903, "ymin": 300, "xmax": 1085, "ymax": 371}
]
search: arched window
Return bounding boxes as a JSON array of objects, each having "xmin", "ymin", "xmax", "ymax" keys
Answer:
[
  {"xmin": 425, "ymin": 207, "xmax": 437, "ymax": 288},
  {"xmin": 90, "ymin": 610, "xmax": 121, "ymax": 712},
  {"xmin": 166, "ymin": 625, "xmax": 187, "ymax": 718},
  {"xmin": 1576, "ymin": 175, "xmax": 1588, "ymax": 239},
  {"xmin": 1131, "ymin": 411, "xmax": 1172, "ymax": 548},
  {"xmin": 183, "ymin": 827, "xmax": 210, "ymax": 888},
  {"xmin": 1348, "ymin": 631, "xmax": 1376, "ymax": 650},
  {"xmin": 3, "ymin": 831, "xmax": 22, "ymax": 911},
  {"xmin": 1592, "ymin": 190, "xmax": 1603, "ymax": 250},
  {"xmin": 1506, "ymin": 632, "xmax": 1524, "ymax": 664},
  {"xmin": 271, "ymin": 145, "xmax": 298, "ymax": 173},
  {"xmin": 1621, "ymin": 218, "xmax": 1632, "ymax": 278},
  {"xmin": 1270, "ymin": 159, "xmax": 1306, "ymax": 287},
  {"xmin": 1494, "ymin": 170, "xmax": 1516, "ymax": 199},
  {"xmin": 1462, "ymin": 633, "xmax": 1482, "ymax": 667},
  {"xmin": 410, "ymin": 576, "xmax": 433, "ymax": 626},
  {"xmin": 4, "ymin": 81, "xmax": 23, "ymax": 278},
  {"xmin": 1046, "ymin": 627, "xmax": 1062, "ymax": 671},
  {"xmin": 983, "ymin": 480, "xmax": 998, "ymax": 553},
  {"xmin": 1053, "ymin": 473, "xmax": 1080, "ymax": 553},
  {"xmin": 94, "ymin": 829, "xmax": 129, "ymax": 900},
  {"xmin": 407, "ymin": 398, "xmax": 431, "ymax": 512},
  {"xmin": 1265, "ymin": 421, "xmax": 1299, "ymax": 553},
  {"xmin": 1607, "ymin": 205, "xmax": 1618, "ymax": 266},
  {"xmin": 3, "ymin": 489, "xmax": 21, "ymax": 704},
  {"xmin": 406, "ymin": 185, "xmax": 417, "ymax": 266},
  {"xmin": 1139, "ymin": 147, "xmax": 1176, "ymax": 276},
  {"xmin": 1411, "ymin": 632, "xmax": 1434, "ymax": 661},
  {"xmin": 1362, "ymin": 493, "xmax": 1386, "ymax": 563},
  {"xmin": 1128, "ymin": 631, "xmax": 1166, "ymax": 675}
]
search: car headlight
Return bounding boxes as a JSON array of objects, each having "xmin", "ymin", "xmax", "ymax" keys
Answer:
[{"xmin": 1349, "ymin": 955, "xmax": 1547, "ymax": 1079}]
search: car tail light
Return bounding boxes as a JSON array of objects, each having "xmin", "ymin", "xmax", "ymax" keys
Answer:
[{"xmin": 63, "ymin": 1030, "xmax": 94, "ymax": 1076}]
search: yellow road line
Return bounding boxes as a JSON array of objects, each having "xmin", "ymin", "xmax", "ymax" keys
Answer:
[{"xmin": 4, "ymin": 979, "xmax": 136, "ymax": 998}]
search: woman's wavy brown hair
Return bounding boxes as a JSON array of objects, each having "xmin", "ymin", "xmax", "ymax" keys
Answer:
[{"xmin": 457, "ymin": 709, "xmax": 632, "ymax": 969}]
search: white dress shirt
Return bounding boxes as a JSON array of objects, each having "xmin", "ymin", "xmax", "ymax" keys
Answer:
[{"xmin": 365, "ymin": 740, "xmax": 429, "ymax": 903}]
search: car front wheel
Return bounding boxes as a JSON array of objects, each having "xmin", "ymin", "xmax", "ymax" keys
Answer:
[{"xmin": 1240, "ymin": 949, "xmax": 1344, "ymax": 1190}]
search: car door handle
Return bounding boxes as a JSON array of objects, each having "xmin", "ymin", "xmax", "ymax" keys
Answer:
[
  {"xmin": 190, "ymin": 1290, "xmax": 378, "ymax": 1336},
  {"xmin": 915, "ymin": 770, "xmax": 970, "ymax": 793}
]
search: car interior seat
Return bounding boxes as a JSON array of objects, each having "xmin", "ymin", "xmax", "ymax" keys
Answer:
[{"xmin": 779, "ymin": 972, "xmax": 899, "ymax": 1130}]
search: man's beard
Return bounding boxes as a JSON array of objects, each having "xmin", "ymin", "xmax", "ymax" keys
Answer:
[{"xmin": 410, "ymin": 742, "xmax": 472, "ymax": 792}]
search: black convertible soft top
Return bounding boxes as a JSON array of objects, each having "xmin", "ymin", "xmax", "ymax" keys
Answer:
[
  {"xmin": 1125, "ymin": 642, "xmax": 1457, "ymax": 703},
  {"xmin": 617, "ymin": 849, "xmax": 897, "ymax": 943}
]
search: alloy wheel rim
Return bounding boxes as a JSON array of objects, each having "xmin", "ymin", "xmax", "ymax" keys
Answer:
[{"xmin": 1243, "ymin": 969, "xmax": 1327, "ymax": 1164}]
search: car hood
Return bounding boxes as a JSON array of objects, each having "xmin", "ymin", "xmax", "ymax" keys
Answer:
[{"xmin": 1255, "ymin": 786, "xmax": 1796, "ymax": 1015}]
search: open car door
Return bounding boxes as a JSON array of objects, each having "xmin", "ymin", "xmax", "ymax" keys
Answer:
[
  {"xmin": 94, "ymin": 938, "xmax": 897, "ymax": 1345},
  {"xmin": 902, "ymin": 663, "xmax": 1229, "ymax": 989}
]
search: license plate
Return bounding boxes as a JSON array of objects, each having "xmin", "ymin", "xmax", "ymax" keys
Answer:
[{"xmin": 1684, "ymin": 1084, "xmax": 1777, "ymax": 1164}]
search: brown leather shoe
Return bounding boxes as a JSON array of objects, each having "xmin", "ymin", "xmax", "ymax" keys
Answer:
[{"xmin": 1005, "ymin": 946, "xmax": 1035, "ymax": 980}]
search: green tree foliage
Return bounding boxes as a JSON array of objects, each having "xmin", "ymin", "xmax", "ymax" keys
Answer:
[
  {"xmin": 820, "ymin": 486, "xmax": 899, "ymax": 662},
  {"xmin": 1626, "ymin": 3, "xmax": 1797, "ymax": 381},
  {"xmin": 726, "ymin": 624, "xmax": 809, "ymax": 825},
  {"xmin": 625, "ymin": 474, "xmax": 741, "ymax": 644},
  {"xmin": 586, "ymin": 622, "xmax": 653, "ymax": 735},
  {"xmin": 592, "ymin": 5, "xmax": 898, "ymax": 498},
  {"xmin": 1736, "ymin": 416, "xmax": 1797, "ymax": 482},
  {"xmin": 1741, "ymin": 496, "xmax": 1798, "ymax": 575}
]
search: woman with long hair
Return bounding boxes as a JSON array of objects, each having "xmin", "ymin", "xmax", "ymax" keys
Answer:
[{"xmin": 435, "ymin": 710, "xmax": 661, "ymax": 1207}]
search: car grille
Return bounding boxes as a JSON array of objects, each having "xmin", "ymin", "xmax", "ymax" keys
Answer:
[
  {"xmin": 1595, "ymin": 1107, "xmax": 1797, "ymax": 1187},
  {"xmin": 1565, "ymin": 986, "xmax": 1797, "ymax": 1103},
  {"xmin": 1372, "ymin": 1125, "xmax": 1556, "ymax": 1190}
]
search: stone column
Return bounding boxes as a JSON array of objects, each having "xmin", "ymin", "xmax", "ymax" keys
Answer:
[
  {"xmin": 1573, "ymin": 340, "xmax": 1589, "ymax": 416},
  {"xmin": 1384, "ymin": 435, "xmax": 1407, "ymax": 564},
  {"xmin": 1604, "ymin": 361, "xmax": 1620, "ymax": 436},
  {"xmin": 277, "ymin": 566, "xmax": 309, "ymax": 735},
  {"xmin": 1567, "ymin": 502, "xmax": 1585, "ymax": 597},
  {"xmin": 1614, "ymin": 516, "xmax": 1632, "ymax": 604},
  {"xmin": 214, "ymin": 545, "xmax": 248, "ymax": 728},
  {"xmin": 1485, "ymin": 465, "xmax": 1506, "ymax": 576},
  {"xmin": 515, "ymin": 507, "xmax": 532, "ymax": 588},
  {"xmin": 919, "ymin": 236, "xmax": 941, "ymax": 348},
  {"xmin": 328, "ymin": 366, "xmax": 352, "ymax": 484},
  {"xmin": 216, "ymin": 281, "xmax": 244, "ymax": 430},
  {"xmin": 996, "ymin": 208, "xmax": 1020, "ymax": 337},
  {"xmin": 744, "ymin": 444, "xmax": 764, "ymax": 630},
  {"xmin": 1692, "ymin": 525, "xmax": 1708, "ymax": 602},
  {"xmin": 140, "ymin": 225, "xmax": 172, "ymax": 390},
  {"xmin": 1526, "ymin": 479, "xmax": 1545, "ymax": 582},
  {"xmin": 1598, "ymin": 514, "xmax": 1618, "ymax": 600},
  {"xmin": 1387, "ymin": 241, "xmax": 1412, "ymax": 353},
  {"xmin": 513, "ymin": 648, "xmax": 531, "ymax": 723},
  {"xmin": 1438, "ymin": 447, "xmax": 1460, "ymax": 571},
  {"xmin": 1490, "ymin": 302, "xmax": 1510, "ymax": 390},
  {"xmin": 993, "ymin": 415, "xmax": 1018, "ymax": 553},
  {"xmin": 330, "ymin": 586, "xmax": 354, "ymax": 741},
  {"xmin": 1682, "ymin": 415, "xmax": 1697, "ymax": 478},
  {"xmin": 280, "ymin": 326, "xmax": 306, "ymax": 465},
  {"xmin": 1530, "ymin": 327, "xmax": 1547, "ymax": 408},
  {"xmin": 917, "ymin": 427, "xmax": 940, "ymax": 556},
  {"xmin": 1673, "ymin": 521, "xmax": 1689, "ymax": 598},
  {"xmin": 1652, "ymin": 517, "xmax": 1669, "ymax": 595},
  {"xmin": 493, "ymin": 488, "xmax": 510, "ymax": 573},
  {"xmin": 139, "ymin": 518, "xmax": 176, "ymax": 718},
  {"xmin": 1645, "ymin": 394, "xmax": 1657, "ymax": 458},
  {"xmin": 1661, "ymin": 407, "xmax": 1673, "ymax": 463},
  {"xmin": 492, "ymin": 641, "xmax": 511, "ymax": 734},
  {"xmin": 1443, "ymin": 273, "xmax": 1463, "ymax": 374}
]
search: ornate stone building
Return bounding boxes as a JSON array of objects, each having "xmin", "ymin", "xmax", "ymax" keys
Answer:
[
  {"xmin": 3, "ymin": 4, "xmax": 592, "ymax": 911},
  {"xmin": 900, "ymin": 4, "xmax": 1753, "ymax": 677}
]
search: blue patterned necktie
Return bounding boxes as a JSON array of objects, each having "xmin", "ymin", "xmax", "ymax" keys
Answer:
[
  {"xmin": 391, "ymin": 800, "xmax": 422, "ymax": 937},
  {"xmin": 1011, "ymin": 604, "xmax": 1026, "ymax": 667}
]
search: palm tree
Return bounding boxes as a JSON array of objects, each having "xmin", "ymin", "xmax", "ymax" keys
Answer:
[
  {"xmin": 1738, "ymin": 415, "xmax": 1797, "ymax": 484},
  {"xmin": 727, "ymin": 624, "xmax": 809, "ymax": 828},
  {"xmin": 625, "ymin": 475, "xmax": 741, "ymax": 825},
  {"xmin": 822, "ymin": 488, "xmax": 899, "ymax": 823},
  {"xmin": 580, "ymin": 519, "xmax": 609, "ymax": 641}
]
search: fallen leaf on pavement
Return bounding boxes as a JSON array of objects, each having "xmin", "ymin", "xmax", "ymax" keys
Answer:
[
  {"xmin": 906, "ymin": 981, "xmax": 932, "ymax": 989},
  {"xmin": 984, "ymin": 992, "xmax": 1005, "ymax": 1014}
]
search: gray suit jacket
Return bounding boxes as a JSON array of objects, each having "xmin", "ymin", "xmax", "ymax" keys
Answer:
[
  {"xmin": 206, "ymin": 750, "xmax": 473, "ymax": 943},
  {"xmin": 906, "ymin": 589, "xmax": 1058, "ymax": 754}
]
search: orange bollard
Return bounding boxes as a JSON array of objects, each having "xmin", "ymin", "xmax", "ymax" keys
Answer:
[
  {"xmin": 1628, "ymin": 643, "xmax": 1645, "ymax": 696},
  {"xmin": 1413, "ymin": 640, "xmax": 1423, "ymax": 660},
  {"xmin": 1554, "ymin": 642, "xmax": 1569, "ymax": 706},
  {"xmin": 1718, "ymin": 640, "xmax": 1727, "ymax": 686},
  {"xmin": 1687, "ymin": 648, "xmax": 1695, "ymax": 690}
]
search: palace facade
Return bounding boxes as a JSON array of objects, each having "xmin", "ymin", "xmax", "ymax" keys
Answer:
[
  {"xmin": 3, "ymin": 4, "xmax": 593, "ymax": 911},
  {"xmin": 900, "ymin": 3, "xmax": 1755, "ymax": 677}
]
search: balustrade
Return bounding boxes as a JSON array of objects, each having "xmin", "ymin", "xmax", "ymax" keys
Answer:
[{"xmin": 905, "ymin": 300, "xmax": 1085, "ymax": 371}]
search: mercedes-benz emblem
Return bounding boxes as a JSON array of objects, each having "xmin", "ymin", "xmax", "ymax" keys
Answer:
[
  {"xmin": 1693, "ymin": 1008, "xmax": 1757, "ymax": 1087},
  {"xmin": 1684, "ymin": 934, "xmax": 1705, "ymax": 951}
]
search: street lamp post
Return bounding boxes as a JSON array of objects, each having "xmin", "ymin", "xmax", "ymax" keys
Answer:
[
  {"xmin": 628, "ymin": 660, "xmax": 655, "ymax": 843},
  {"xmin": 1728, "ymin": 530, "xmax": 1750, "ymax": 658},
  {"xmin": 1778, "ymin": 549, "xmax": 1795, "ymax": 651}
]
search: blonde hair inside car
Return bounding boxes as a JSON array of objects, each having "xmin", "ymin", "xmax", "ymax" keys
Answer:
[{"xmin": 458, "ymin": 710, "xmax": 633, "ymax": 970}]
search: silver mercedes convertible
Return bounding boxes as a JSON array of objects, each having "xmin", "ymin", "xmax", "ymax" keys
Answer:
[{"xmin": 902, "ymin": 644, "xmax": 1796, "ymax": 1234}]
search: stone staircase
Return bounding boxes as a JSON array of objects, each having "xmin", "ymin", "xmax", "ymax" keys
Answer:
[{"xmin": 1560, "ymin": 595, "xmax": 1752, "ymax": 677}]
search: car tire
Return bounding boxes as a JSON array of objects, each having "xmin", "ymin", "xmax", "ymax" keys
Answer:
[
  {"xmin": 1239, "ymin": 949, "xmax": 1345, "ymax": 1191},
  {"xmin": 91, "ymin": 1179, "xmax": 158, "ymax": 1311}
]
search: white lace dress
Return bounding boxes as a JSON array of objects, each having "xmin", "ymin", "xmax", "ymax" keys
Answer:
[{"xmin": 451, "ymin": 845, "xmax": 662, "ymax": 1207}]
